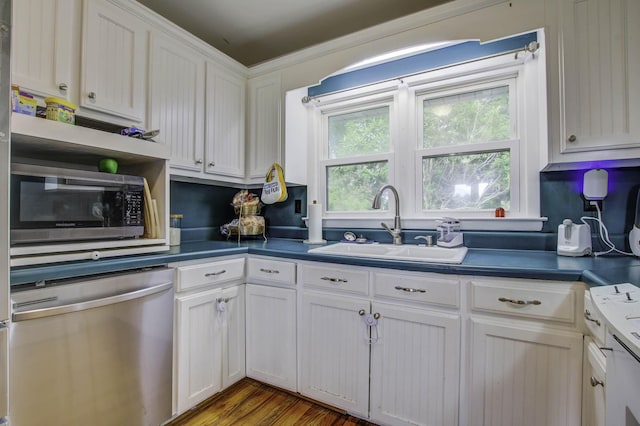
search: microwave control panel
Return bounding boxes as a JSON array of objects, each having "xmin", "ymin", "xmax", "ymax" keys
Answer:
[{"xmin": 125, "ymin": 192, "xmax": 143, "ymax": 226}]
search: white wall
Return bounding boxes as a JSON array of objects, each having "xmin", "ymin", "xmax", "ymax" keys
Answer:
[{"xmin": 250, "ymin": 0, "xmax": 547, "ymax": 92}]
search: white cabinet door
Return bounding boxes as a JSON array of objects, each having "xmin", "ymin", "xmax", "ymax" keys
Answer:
[
  {"xmin": 582, "ymin": 337, "xmax": 606, "ymax": 426},
  {"xmin": 468, "ymin": 317, "xmax": 583, "ymax": 426},
  {"xmin": 220, "ymin": 285, "xmax": 245, "ymax": 389},
  {"xmin": 205, "ymin": 62, "xmax": 245, "ymax": 179},
  {"xmin": 175, "ymin": 287, "xmax": 223, "ymax": 414},
  {"xmin": 247, "ymin": 71, "xmax": 281, "ymax": 181},
  {"xmin": 81, "ymin": 0, "xmax": 147, "ymax": 123},
  {"xmin": 149, "ymin": 33, "xmax": 205, "ymax": 173},
  {"xmin": 554, "ymin": 0, "xmax": 640, "ymax": 159},
  {"xmin": 300, "ymin": 291, "xmax": 370, "ymax": 417},
  {"xmin": 245, "ymin": 284, "xmax": 296, "ymax": 391},
  {"xmin": 12, "ymin": 0, "xmax": 75, "ymax": 100},
  {"xmin": 369, "ymin": 302, "xmax": 460, "ymax": 426}
]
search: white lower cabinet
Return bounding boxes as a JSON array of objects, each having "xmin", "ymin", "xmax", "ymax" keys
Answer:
[
  {"xmin": 582, "ymin": 337, "xmax": 606, "ymax": 426},
  {"xmin": 300, "ymin": 264, "xmax": 461, "ymax": 425},
  {"xmin": 169, "ymin": 256, "xmax": 587, "ymax": 425},
  {"xmin": 370, "ymin": 302, "xmax": 460, "ymax": 426},
  {"xmin": 171, "ymin": 257, "xmax": 246, "ymax": 415},
  {"xmin": 300, "ymin": 291, "xmax": 371, "ymax": 417},
  {"xmin": 245, "ymin": 283, "xmax": 297, "ymax": 391},
  {"xmin": 174, "ymin": 284, "xmax": 245, "ymax": 414},
  {"xmin": 465, "ymin": 277, "xmax": 585, "ymax": 426},
  {"xmin": 468, "ymin": 318, "xmax": 583, "ymax": 426}
]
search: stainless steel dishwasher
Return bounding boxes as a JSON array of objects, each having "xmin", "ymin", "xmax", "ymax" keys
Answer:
[{"xmin": 9, "ymin": 267, "xmax": 174, "ymax": 426}]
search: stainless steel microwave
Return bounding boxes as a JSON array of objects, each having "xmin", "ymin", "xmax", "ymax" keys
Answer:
[{"xmin": 10, "ymin": 163, "xmax": 145, "ymax": 244}]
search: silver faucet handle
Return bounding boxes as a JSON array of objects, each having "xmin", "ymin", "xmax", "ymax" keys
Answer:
[{"xmin": 414, "ymin": 235, "xmax": 433, "ymax": 247}]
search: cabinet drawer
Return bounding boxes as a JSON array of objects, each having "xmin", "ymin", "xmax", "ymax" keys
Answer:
[
  {"xmin": 470, "ymin": 279, "xmax": 576, "ymax": 323},
  {"xmin": 300, "ymin": 263, "xmax": 369, "ymax": 295},
  {"xmin": 175, "ymin": 257, "xmax": 245, "ymax": 292},
  {"xmin": 584, "ymin": 292, "xmax": 606, "ymax": 345},
  {"xmin": 373, "ymin": 272, "xmax": 459, "ymax": 308},
  {"xmin": 247, "ymin": 257, "xmax": 296, "ymax": 285}
]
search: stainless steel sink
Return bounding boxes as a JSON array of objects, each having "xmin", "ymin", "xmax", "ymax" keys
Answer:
[{"xmin": 307, "ymin": 242, "xmax": 468, "ymax": 264}]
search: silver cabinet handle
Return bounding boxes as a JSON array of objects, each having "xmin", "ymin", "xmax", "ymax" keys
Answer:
[
  {"xmin": 88, "ymin": 91, "xmax": 96, "ymax": 100},
  {"xmin": 321, "ymin": 276, "xmax": 348, "ymax": 283},
  {"xmin": 498, "ymin": 297, "xmax": 541, "ymax": 306},
  {"xmin": 568, "ymin": 134, "xmax": 577, "ymax": 143},
  {"xmin": 590, "ymin": 376, "xmax": 604, "ymax": 387},
  {"xmin": 584, "ymin": 309, "xmax": 601, "ymax": 326},
  {"xmin": 205, "ymin": 270, "xmax": 226, "ymax": 277},
  {"xmin": 208, "ymin": 162, "xmax": 215, "ymax": 167},
  {"xmin": 395, "ymin": 285, "xmax": 426, "ymax": 293},
  {"xmin": 195, "ymin": 159, "xmax": 203, "ymax": 165},
  {"xmin": 260, "ymin": 268, "xmax": 279, "ymax": 274},
  {"xmin": 58, "ymin": 83, "xmax": 68, "ymax": 92}
]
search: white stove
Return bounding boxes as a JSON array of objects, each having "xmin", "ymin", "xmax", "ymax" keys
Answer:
[{"xmin": 590, "ymin": 283, "xmax": 640, "ymax": 358}]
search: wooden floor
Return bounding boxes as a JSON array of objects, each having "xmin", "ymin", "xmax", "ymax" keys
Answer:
[{"xmin": 169, "ymin": 378, "xmax": 377, "ymax": 426}]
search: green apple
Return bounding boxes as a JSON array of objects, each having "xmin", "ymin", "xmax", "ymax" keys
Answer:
[{"xmin": 98, "ymin": 158, "xmax": 118, "ymax": 174}]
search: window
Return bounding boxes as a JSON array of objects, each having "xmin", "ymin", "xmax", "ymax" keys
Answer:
[
  {"xmin": 320, "ymin": 95, "xmax": 395, "ymax": 213},
  {"xmin": 418, "ymin": 81, "xmax": 515, "ymax": 212},
  {"xmin": 310, "ymin": 40, "xmax": 545, "ymax": 230}
]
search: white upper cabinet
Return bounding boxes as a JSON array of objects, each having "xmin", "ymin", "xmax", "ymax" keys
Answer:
[
  {"xmin": 12, "ymin": 0, "xmax": 76, "ymax": 100},
  {"xmin": 13, "ymin": 0, "xmax": 148, "ymax": 125},
  {"xmin": 148, "ymin": 35, "xmax": 247, "ymax": 183},
  {"xmin": 548, "ymin": 0, "xmax": 640, "ymax": 163},
  {"xmin": 204, "ymin": 62, "xmax": 246, "ymax": 180},
  {"xmin": 148, "ymin": 33, "xmax": 205, "ymax": 173},
  {"xmin": 247, "ymin": 71, "xmax": 282, "ymax": 181},
  {"xmin": 81, "ymin": 0, "xmax": 148, "ymax": 123}
]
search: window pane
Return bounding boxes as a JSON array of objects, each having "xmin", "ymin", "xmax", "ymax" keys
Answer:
[
  {"xmin": 327, "ymin": 161, "xmax": 388, "ymax": 211},
  {"xmin": 328, "ymin": 106, "xmax": 390, "ymax": 159},
  {"xmin": 423, "ymin": 86, "xmax": 510, "ymax": 148},
  {"xmin": 422, "ymin": 151, "xmax": 510, "ymax": 210}
]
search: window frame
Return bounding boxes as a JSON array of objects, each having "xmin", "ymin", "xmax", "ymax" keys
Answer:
[
  {"xmin": 308, "ymin": 44, "xmax": 546, "ymax": 231},
  {"xmin": 318, "ymin": 90, "xmax": 398, "ymax": 219},
  {"xmin": 412, "ymin": 76, "xmax": 520, "ymax": 216}
]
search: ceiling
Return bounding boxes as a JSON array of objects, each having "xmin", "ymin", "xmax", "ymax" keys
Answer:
[{"xmin": 136, "ymin": 0, "xmax": 452, "ymax": 67}]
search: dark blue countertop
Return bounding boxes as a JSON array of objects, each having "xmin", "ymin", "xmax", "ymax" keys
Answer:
[{"xmin": 10, "ymin": 238, "xmax": 640, "ymax": 287}]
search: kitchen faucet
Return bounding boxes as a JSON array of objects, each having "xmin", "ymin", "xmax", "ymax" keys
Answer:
[{"xmin": 372, "ymin": 184, "xmax": 402, "ymax": 245}]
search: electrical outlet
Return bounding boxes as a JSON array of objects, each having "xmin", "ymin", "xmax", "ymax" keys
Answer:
[
  {"xmin": 294, "ymin": 199, "xmax": 302, "ymax": 214},
  {"xmin": 583, "ymin": 199, "xmax": 603, "ymax": 212}
]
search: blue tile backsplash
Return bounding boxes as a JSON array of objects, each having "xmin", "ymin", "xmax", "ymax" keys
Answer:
[{"xmin": 171, "ymin": 166, "xmax": 640, "ymax": 251}]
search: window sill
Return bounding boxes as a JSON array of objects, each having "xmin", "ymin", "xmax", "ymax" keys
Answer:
[{"xmin": 323, "ymin": 216, "xmax": 548, "ymax": 232}]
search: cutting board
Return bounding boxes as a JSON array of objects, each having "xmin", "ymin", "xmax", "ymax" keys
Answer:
[{"xmin": 142, "ymin": 178, "xmax": 157, "ymax": 239}]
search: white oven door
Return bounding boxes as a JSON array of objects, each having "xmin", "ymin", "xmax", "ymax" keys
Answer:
[{"xmin": 606, "ymin": 333, "xmax": 640, "ymax": 426}]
